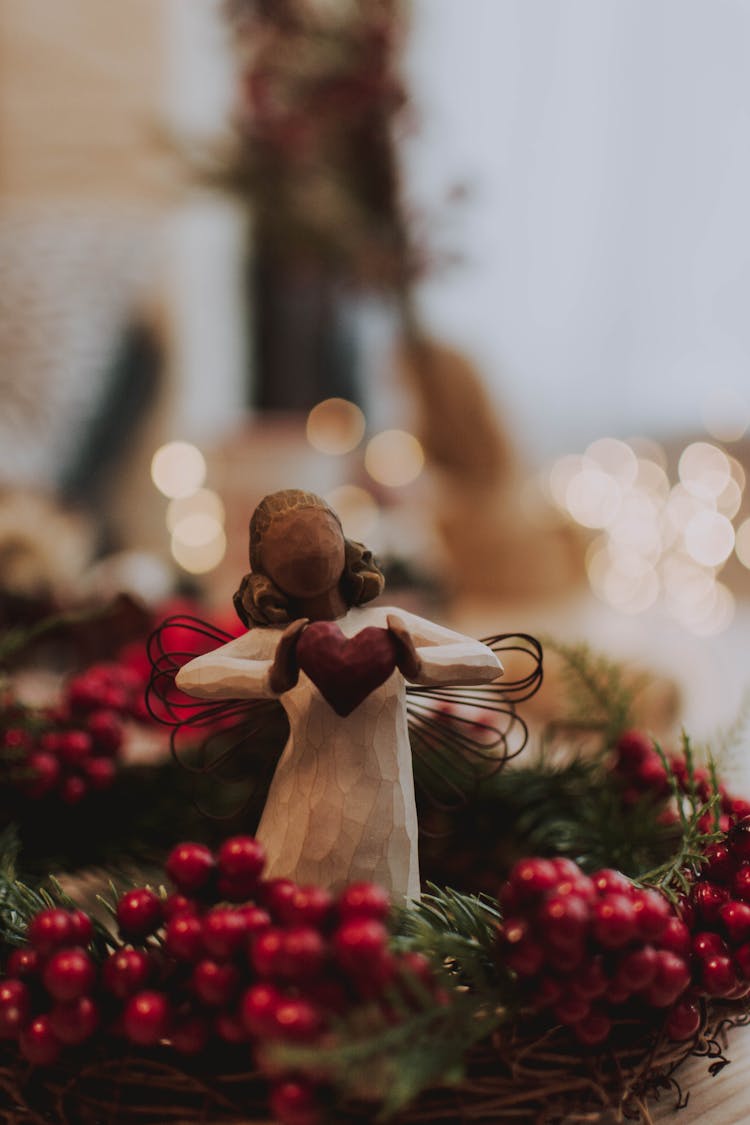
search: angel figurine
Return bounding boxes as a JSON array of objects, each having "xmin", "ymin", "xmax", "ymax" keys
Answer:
[{"xmin": 173, "ymin": 489, "xmax": 506, "ymax": 902}]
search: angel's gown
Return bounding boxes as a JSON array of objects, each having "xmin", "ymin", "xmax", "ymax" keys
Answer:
[{"xmin": 176, "ymin": 605, "xmax": 502, "ymax": 902}]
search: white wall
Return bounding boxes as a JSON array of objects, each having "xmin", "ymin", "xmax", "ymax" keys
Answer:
[{"xmin": 402, "ymin": 0, "xmax": 750, "ymax": 458}]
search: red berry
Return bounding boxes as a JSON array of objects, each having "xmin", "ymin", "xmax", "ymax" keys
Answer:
[
  {"xmin": 262, "ymin": 878, "xmax": 298, "ymax": 920},
  {"xmin": 238, "ymin": 905, "xmax": 271, "ymax": 935},
  {"xmin": 271, "ymin": 885, "xmax": 332, "ymax": 930},
  {"xmin": 163, "ymin": 893, "xmax": 198, "ymax": 920},
  {"xmin": 123, "ymin": 990, "xmax": 171, "ymax": 1045},
  {"xmin": 171, "ymin": 1014, "xmax": 210, "ymax": 1055},
  {"xmin": 0, "ymin": 979, "xmax": 29, "ymax": 1037},
  {"xmin": 591, "ymin": 895, "xmax": 636, "ymax": 948},
  {"xmin": 23, "ymin": 751, "xmax": 61, "ymax": 798},
  {"xmin": 56, "ymin": 730, "xmax": 93, "ymax": 767},
  {"xmin": 3, "ymin": 727, "xmax": 32, "ymax": 752},
  {"xmin": 539, "ymin": 894, "xmax": 590, "ymax": 951},
  {"xmin": 49, "ymin": 996, "xmax": 99, "ymax": 1045},
  {"xmin": 202, "ymin": 908, "xmax": 247, "ymax": 960},
  {"xmin": 590, "ymin": 869, "xmax": 632, "ymax": 897},
  {"xmin": 508, "ymin": 858, "xmax": 559, "ymax": 901},
  {"xmin": 631, "ymin": 889, "xmax": 671, "ymax": 941},
  {"xmin": 279, "ymin": 927, "xmax": 327, "ymax": 981},
  {"xmin": 116, "ymin": 888, "xmax": 162, "ymax": 940},
  {"xmin": 733, "ymin": 864, "xmax": 750, "ymax": 903},
  {"xmin": 692, "ymin": 931, "xmax": 728, "ymax": 959},
  {"xmin": 546, "ymin": 943, "xmax": 586, "ymax": 974},
  {"xmin": 269, "ymin": 1078, "xmax": 323, "ymax": 1125},
  {"xmin": 60, "ymin": 775, "xmax": 88, "ymax": 805},
  {"xmin": 719, "ymin": 900, "xmax": 750, "ymax": 945},
  {"xmin": 337, "ymin": 877, "xmax": 391, "ymax": 922},
  {"xmin": 573, "ymin": 1010, "xmax": 612, "ymax": 1046},
  {"xmin": 250, "ymin": 928, "xmax": 286, "ymax": 978},
  {"xmin": 635, "ymin": 754, "xmax": 670, "ymax": 794},
  {"xmin": 703, "ymin": 843, "xmax": 736, "ymax": 884},
  {"xmin": 19, "ymin": 1015, "xmax": 60, "ymax": 1065},
  {"xmin": 666, "ymin": 997, "xmax": 702, "ymax": 1040},
  {"xmin": 6, "ymin": 948, "xmax": 40, "ymax": 979},
  {"xmin": 191, "ymin": 959, "xmax": 240, "ymax": 1007},
  {"xmin": 692, "ymin": 881, "xmax": 729, "ymax": 923},
  {"xmin": 86, "ymin": 710, "xmax": 123, "ymax": 755},
  {"xmin": 568, "ymin": 958, "xmax": 607, "ymax": 1000},
  {"xmin": 735, "ymin": 941, "xmax": 750, "ymax": 978},
  {"xmin": 166, "ymin": 843, "xmax": 216, "ymax": 895},
  {"xmin": 27, "ymin": 909, "xmax": 74, "ymax": 955},
  {"xmin": 500, "ymin": 918, "xmax": 544, "ymax": 977},
  {"xmin": 333, "ymin": 918, "xmax": 389, "ymax": 977},
  {"xmin": 164, "ymin": 914, "xmax": 203, "ymax": 961},
  {"xmin": 217, "ymin": 836, "xmax": 265, "ymax": 884},
  {"xmin": 553, "ymin": 994, "xmax": 590, "ymax": 1025},
  {"xmin": 615, "ymin": 945, "xmax": 658, "ymax": 991},
  {"xmin": 271, "ymin": 997, "xmax": 323, "ymax": 1042},
  {"xmin": 42, "ymin": 947, "xmax": 95, "ymax": 1002},
  {"xmin": 659, "ymin": 917, "xmax": 691, "ymax": 958},
  {"xmin": 615, "ymin": 729, "xmax": 653, "ymax": 765},
  {"xmin": 729, "ymin": 800, "xmax": 750, "ymax": 823},
  {"xmin": 729, "ymin": 817, "xmax": 750, "ymax": 861},
  {"xmin": 701, "ymin": 954, "xmax": 737, "ymax": 997},
  {"xmin": 82, "ymin": 757, "xmax": 116, "ymax": 790},
  {"xmin": 69, "ymin": 910, "xmax": 94, "ymax": 946},
  {"xmin": 530, "ymin": 976, "xmax": 563, "ymax": 1010},
  {"xmin": 102, "ymin": 948, "xmax": 152, "ymax": 998},
  {"xmin": 241, "ymin": 982, "xmax": 283, "ymax": 1036},
  {"xmin": 644, "ymin": 951, "xmax": 690, "ymax": 1007},
  {"xmin": 215, "ymin": 1010, "xmax": 247, "ymax": 1043}
]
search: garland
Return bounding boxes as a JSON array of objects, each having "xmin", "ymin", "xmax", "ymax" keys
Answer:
[{"xmin": 0, "ymin": 640, "xmax": 749, "ymax": 1123}]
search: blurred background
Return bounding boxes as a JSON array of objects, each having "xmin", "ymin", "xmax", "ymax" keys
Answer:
[{"xmin": 3, "ymin": 0, "xmax": 750, "ymax": 748}]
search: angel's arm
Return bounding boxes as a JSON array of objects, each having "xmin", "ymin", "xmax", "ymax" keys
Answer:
[
  {"xmin": 387, "ymin": 609, "xmax": 503, "ymax": 688},
  {"xmin": 175, "ymin": 629, "xmax": 279, "ymax": 701}
]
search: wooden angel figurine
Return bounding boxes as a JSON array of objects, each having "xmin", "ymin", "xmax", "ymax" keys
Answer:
[{"xmin": 175, "ymin": 489, "xmax": 503, "ymax": 901}]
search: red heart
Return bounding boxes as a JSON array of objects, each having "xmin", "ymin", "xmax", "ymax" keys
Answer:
[{"xmin": 296, "ymin": 621, "xmax": 399, "ymax": 717}]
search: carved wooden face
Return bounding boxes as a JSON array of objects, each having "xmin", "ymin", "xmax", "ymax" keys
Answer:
[{"xmin": 258, "ymin": 507, "xmax": 346, "ymax": 599}]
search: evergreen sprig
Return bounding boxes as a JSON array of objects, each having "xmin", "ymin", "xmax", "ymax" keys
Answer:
[{"xmin": 543, "ymin": 637, "xmax": 638, "ymax": 740}]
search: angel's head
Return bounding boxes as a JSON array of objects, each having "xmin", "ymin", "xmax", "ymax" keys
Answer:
[{"xmin": 233, "ymin": 489, "xmax": 385, "ymax": 627}]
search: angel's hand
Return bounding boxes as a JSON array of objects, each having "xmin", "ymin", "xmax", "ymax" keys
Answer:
[
  {"xmin": 386, "ymin": 614, "xmax": 422, "ymax": 681},
  {"xmin": 269, "ymin": 618, "xmax": 309, "ymax": 694}
]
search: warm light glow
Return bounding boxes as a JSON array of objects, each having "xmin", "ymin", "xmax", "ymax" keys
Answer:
[
  {"xmin": 151, "ymin": 442, "xmax": 206, "ymax": 499},
  {"xmin": 171, "ymin": 513, "xmax": 224, "ymax": 548},
  {"xmin": 678, "ymin": 442, "xmax": 731, "ymax": 501},
  {"xmin": 627, "ymin": 437, "xmax": 668, "ymax": 468},
  {"xmin": 166, "ymin": 489, "xmax": 225, "ymax": 534},
  {"xmin": 701, "ymin": 388, "xmax": 750, "ymax": 443},
  {"xmin": 170, "ymin": 527, "xmax": 227, "ymax": 574},
  {"xmin": 565, "ymin": 467, "xmax": 621, "ymax": 529},
  {"xmin": 735, "ymin": 519, "xmax": 750, "ymax": 569},
  {"xmin": 683, "ymin": 510, "xmax": 735, "ymax": 567},
  {"xmin": 325, "ymin": 485, "xmax": 379, "ymax": 542},
  {"xmin": 585, "ymin": 438, "xmax": 638, "ymax": 485},
  {"xmin": 365, "ymin": 430, "xmax": 424, "ymax": 487},
  {"xmin": 306, "ymin": 398, "xmax": 366, "ymax": 455},
  {"xmin": 716, "ymin": 477, "xmax": 742, "ymax": 519},
  {"xmin": 635, "ymin": 459, "xmax": 670, "ymax": 501}
]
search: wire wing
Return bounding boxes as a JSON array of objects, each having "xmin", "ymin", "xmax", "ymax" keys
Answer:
[
  {"xmin": 406, "ymin": 633, "xmax": 543, "ymax": 808},
  {"xmin": 146, "ymin": 615, "xmax": 287, "ymax": 817}
]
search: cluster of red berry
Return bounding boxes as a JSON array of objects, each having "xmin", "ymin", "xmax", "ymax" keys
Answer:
[
  {"xmin": 0, "ymin": 837, "xmax": 439, "ymax": 1125},
  {"xmin": 1, "ymin": 660, "xmax": 150, "ymax": 806},
  {"xmin": 497, "ymin": 856, "xmax": 700, "ymax": 1046},
  {"xmin": 612, "ymin": 729, "xmax": 750, "ymax": 828}
]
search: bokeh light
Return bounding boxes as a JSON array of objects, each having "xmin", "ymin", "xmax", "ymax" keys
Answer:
[
  {"xmin": 170, "ymin": 527, "xmax": 227, "ymax": 574},
  {"xmin": 735, "ymin": 518, "xmax": 750, "ymax": 569},
  {"xmin": 306, "ymin": 398, "xmax": 366, "ymax": 455},
  {"xmin": 166, "ymin": 489, "xmax": 225, "ymax": 534},
  {"xmin": 325, "ymin": 484, "xmax": 379, "ymax": 542},
  {"xmin": 683, "ymin": 510, "xmax": 735, "ymax": 567},
  {"xmin": 151, "ymin": 442, "xmax": 206, "ymax": 499},
  {"xmin": 549, "ymin": 434, "xmax": 745, "ymax": 633},
  {"xmin": 678, "ymin": 442, "xmax": 731, "ymax": 502},
  {"xmin": 365, "ymin": 430, "xmax": 424, "ymax": 487}
]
